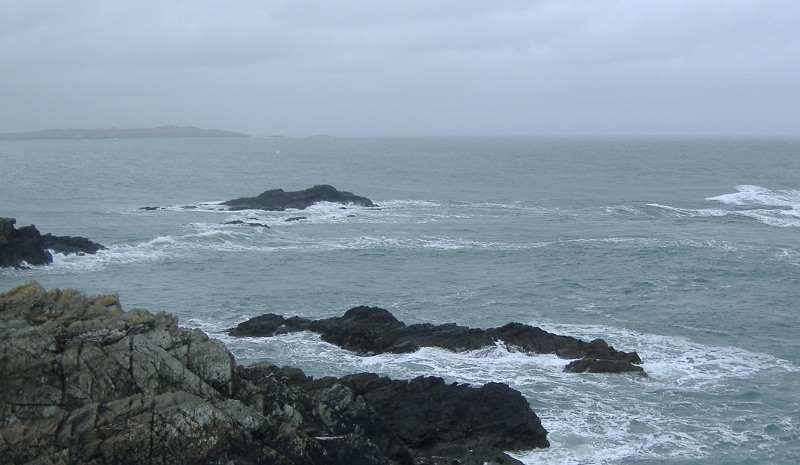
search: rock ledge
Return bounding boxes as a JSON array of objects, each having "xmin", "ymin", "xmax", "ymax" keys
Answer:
[
  {"xmin": 229, "ymin": 306, "xmax": 646, "ymax": 375},
  {"xmin": 1, "ymin": 282, "xmax": 548, "ymax": 465}
]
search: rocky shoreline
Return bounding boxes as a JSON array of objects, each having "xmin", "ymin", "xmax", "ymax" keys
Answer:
[
  {"xmin": 1, "ymin": 188, "xmax": 644, "ymax": 463},
  {"xmin": 0, "ymin": 217, "xmax": 106, "ymax": 268},
  {"xmin": 229, "ymin": 306, "xmax": 646, "ymax": 375},
  {"xmin": 0, "ymin": 282, "xmax": 548, "ymax": 465}
]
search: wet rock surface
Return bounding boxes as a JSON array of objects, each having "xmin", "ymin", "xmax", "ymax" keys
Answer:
[
  {"xmin": 1, "ymin": 282, "xmax": 549, "ymax": 465},
  {"xmin": 0, "ymin": 217, "xmax": 106, "ymax": 268},
  {"xmin": 229, "ymin": 306, "xmax": 646, "ymax": 375},
  {"xmin": 222, "ymin": 184, "xmax": 377, "ymax": 211}
]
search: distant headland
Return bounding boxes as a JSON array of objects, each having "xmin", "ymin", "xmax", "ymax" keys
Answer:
[{"xmin": 0, "ymin": 125, "xmax": 249, "ymax": 140}]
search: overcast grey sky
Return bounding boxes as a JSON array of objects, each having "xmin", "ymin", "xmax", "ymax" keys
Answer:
[{"xmin": 2, "ymin": 1, "xmax": 798, "ymax": 136}]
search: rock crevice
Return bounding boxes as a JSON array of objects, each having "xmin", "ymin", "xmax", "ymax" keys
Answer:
[{"xmin": 1, "ymin": 282, "xmax": 549, "ymax": 465}]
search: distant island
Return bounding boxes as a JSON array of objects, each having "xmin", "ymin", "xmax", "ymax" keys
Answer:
[{"xmin": 0, "ymin": 125, "xmax": 249, "ymax": 140}]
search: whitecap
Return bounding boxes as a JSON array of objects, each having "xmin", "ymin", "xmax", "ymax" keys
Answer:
[
  {"xmin": 207, "ymin": 321, "xmax": 799, "ymax": 465},
  {"xmin": 736, "ymin": 208, "xmax": 800, "ymax": 228},
  {"xmin": 707, "ymin": 185, "xmax": 800, "ymax": 208},
  {"xmin": 650, "ymin": 188, "xmax": 800, "ymax": 227},
  {"xmin": 534, "ymin": 321, "xmax": 799, "ymax": 388},
  {"xmin": 647, "ymin": 203, "xmax": 729, "ymax": 218}
]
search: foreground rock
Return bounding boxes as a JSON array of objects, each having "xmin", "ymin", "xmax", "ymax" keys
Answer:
[
  {"xmin": 229, "ymin": 306, "xmax": 646, "ymax": 375},
  {"xmin": 312, "ymin": 373, "xmax": 549, "ymax": 462},
  {"xmin": 223, "ymin": 184, "xmax": 377, "ymax": 211},
  {"xmin": 0, "ymin": 282, "xmax": 548, "ymax": 465},
  {"xmin": 0, "ymin": 217, "xmax": 106, "ymax": 268}
]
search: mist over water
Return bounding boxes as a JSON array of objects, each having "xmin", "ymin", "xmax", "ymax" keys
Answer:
[{"xmin": 2, "ymin": 136, "xmax": 799, "ymax": 463}]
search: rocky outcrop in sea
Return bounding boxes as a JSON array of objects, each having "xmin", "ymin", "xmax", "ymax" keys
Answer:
[
  {"xmin": 0, "ymin": 282, "xmax": 549, "ymax": 465},
  {"xmin": 0, "ymin": 217, "xmax": 106, "ymax": 268},
  {"xmin": 222, "ymin": 184, "xmax": 377, "ymax": 211},
  {"xmin": 228, "ymin": 306, "xmax": 646, "ymax": 375}
]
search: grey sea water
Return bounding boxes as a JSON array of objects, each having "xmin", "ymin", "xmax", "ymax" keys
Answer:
[{"xmin": 1, "ymin": 136, "xmax": 799, "ymax": 463}]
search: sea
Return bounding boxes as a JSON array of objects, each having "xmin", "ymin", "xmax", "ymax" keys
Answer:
[{"xmin": 1, "ymin": 136, "xmax": 798, "ymax": 464}]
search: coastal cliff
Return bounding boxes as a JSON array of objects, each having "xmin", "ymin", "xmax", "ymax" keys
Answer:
[{"xmin": 0, "ymin": 282, "xmax": 548, "ymax": 465}]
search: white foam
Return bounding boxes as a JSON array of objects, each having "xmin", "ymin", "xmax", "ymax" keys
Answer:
[
  {"xmin": 602, "ymin": 205, "xmax": 646, "ymax": 215},
  {"xmin": 29, "ymin": 228, "xmax": 271, "ymax": 273},
  {"xmin": 647, "ymin": 203, "xmax": 730, "ymax": 218},
  {"xmin": 205, "ymin": 320, "xmax": 800, "ymax": 465},
  {"xmin": 775, "ymin": 248, "xmax": 800, "ymax": 267},
  {"xmin": 127, "ymin": 198, "xmax": 574, "ymax": 228},
  {"xmin": 216, "ymin": 318, "xmax": 800, "ymax": 391},
  {"xmin": 650, "ymin": 191, "xmax": 800, "ymax": 227},
  {"xmin": 38, "ymin": 244, "xmax": 167, "ymax": 273},
  {"xmin": 707, "ymin": 185, "xmax": 800, "ymax": 208},
  {"xmin": 534, "ymin": 321, "xmax": 799, "ymax": 388},
  {"xmin": 736, "ymin": 208, "xmax": 800, "ymax": 228},
  {"xmin": 568, "ymin": 236, "xmax": 739, "ymax": 252}
]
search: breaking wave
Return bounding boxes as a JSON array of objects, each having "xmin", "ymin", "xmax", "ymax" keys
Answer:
[{"xmin": 647, "ymin": 185, "xmax": 800, "ymax": 227}]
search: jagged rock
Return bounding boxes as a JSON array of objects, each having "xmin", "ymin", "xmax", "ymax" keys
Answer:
[
  {"xmin": 223, "ymin": 184, "xmax": 377, "ymax": 211},
  {"xmin": 0, "ymin": 217, "xmax": 52, "ymax": 267},
  {"xmin": 0, "ymin": 217, "xmax": 106, "ymax": 268},
  {"xmin": 41, "ymin": 233, "xmax": 106, "ymax": 255},
  {"xmin": 228, "ymin": 306, "xmax": 646, "ymax": 375},
  {"xmin": 0, "ymin": 282, "xmax": 549, "ymax": 465},
  {"xmin": 336, "ymin": 374, "xmax": 549, "ymax": 464}
]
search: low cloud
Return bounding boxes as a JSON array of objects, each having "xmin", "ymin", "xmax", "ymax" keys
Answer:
[{"xmin": 2, "ymin": 0, "xmax": 798, "ymax": 136}]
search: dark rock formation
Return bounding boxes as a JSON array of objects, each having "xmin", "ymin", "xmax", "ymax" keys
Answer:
[
  {"xmin": 0, "ymin": 218, "xmax": 106, "ymax": 268},
  {"xmin": 223, "ymin": 184, "xmax": 377, "ymax": 211},
  {"xmin": 41, "ymin": 233, "xmax": 107, "ymax": 256},
  {"xmin": 336, "ymin": 374, "xmax": 549, "ymax": 462},
  {"xmin": 0, "ymin": 218, "xmax": 52, "ymax": 267},
  {"xmin": 225, "ymin": 219, "xmax": 270, "ymax": 228},
  {"xmin": 229, "ymin": 306, "xmax": 646, "ymax": 375},
  {"xmin": 1, "ymin": 282, "xmax": 549, "ymax": 465}
]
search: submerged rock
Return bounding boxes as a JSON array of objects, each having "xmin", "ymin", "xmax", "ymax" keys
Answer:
[
  {"xmin": 223, "ymin": 184, "xmax": 377, "ymax": 211},
  {"xmin": 229, "ymin": 306, "xmax": 646, "ymax": 375},
  {"xmin": 0, "ymin": 282, "xmax": 549, "ymax": 465},
  {"xmin": 0, "ymin": 217, "xmax": 106, "ymax": 268},
  {"xmin": 225, "ymin": 219, "xmax": 270, "ymax": 228}
]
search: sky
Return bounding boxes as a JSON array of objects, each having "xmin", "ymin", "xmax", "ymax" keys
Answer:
[{"xmin": 1, "ymin": 0, "xmax": 799, "ymax": 137}]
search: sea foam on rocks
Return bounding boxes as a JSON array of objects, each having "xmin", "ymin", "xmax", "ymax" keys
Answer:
[{"xmin": 0, "ymin": 281, "xmax": 548, "ymax": 465}]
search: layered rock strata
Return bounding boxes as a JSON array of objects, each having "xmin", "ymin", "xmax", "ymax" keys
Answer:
[
  {"xmin": 0, "ymin": 282, "xmax": 548, "ymax": 465},
  {"xmin": 228, "ymin": 306, "xmax": 646, "ymax": 375}
]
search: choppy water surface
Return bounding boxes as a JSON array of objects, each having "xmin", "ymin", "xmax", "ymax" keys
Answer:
[{"xmin": 1, "ymin": 136, "xmax": 799, "ymax": 463}]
